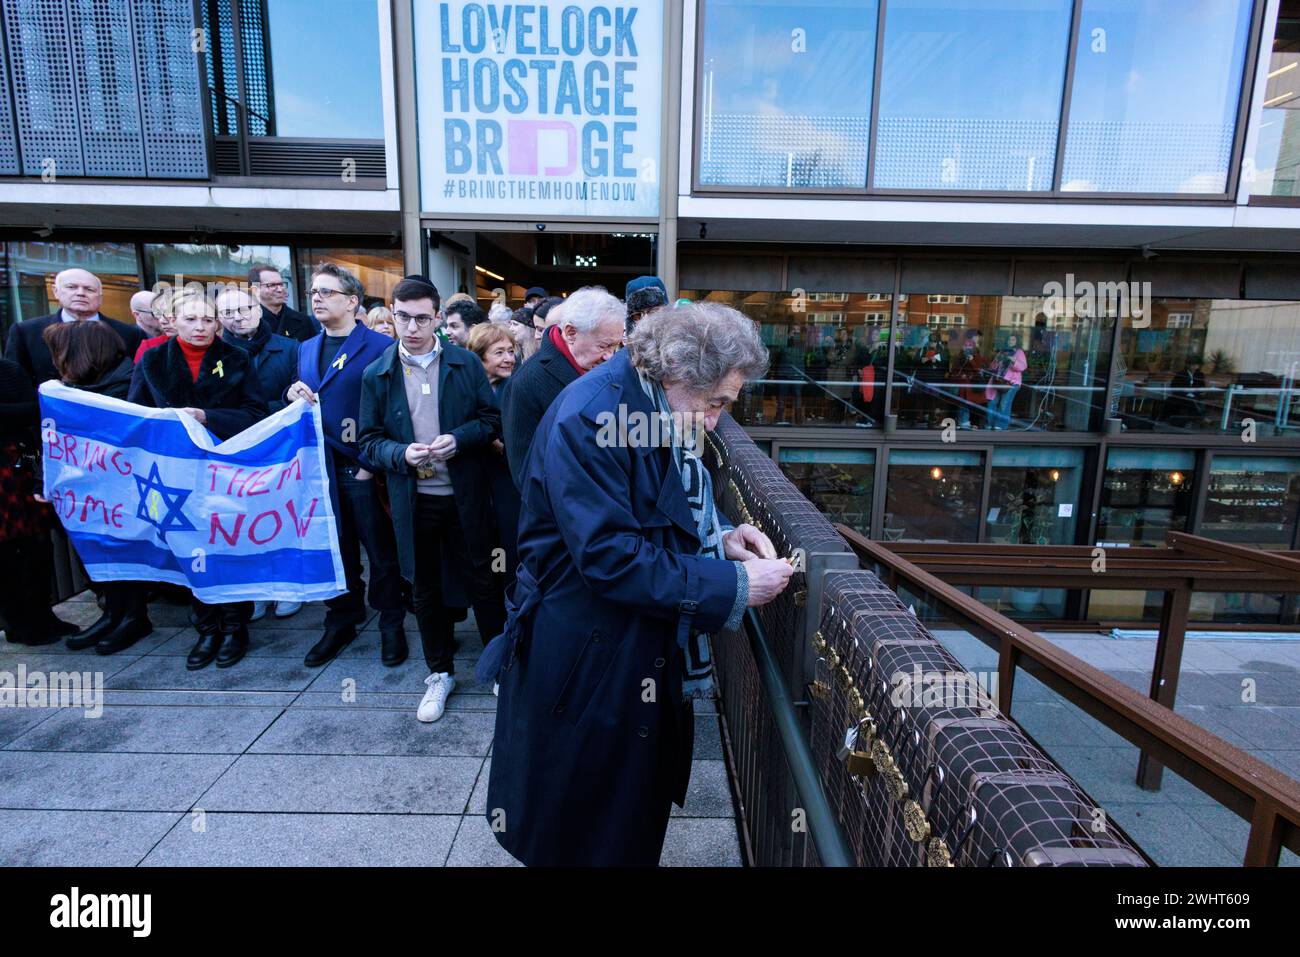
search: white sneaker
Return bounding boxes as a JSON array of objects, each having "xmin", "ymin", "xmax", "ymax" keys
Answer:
[
  {"xmin": 250, "ymin": 601, "xmax": 269, "ymax": 622},
  {"xmin": 274, "ymin": 600, "xmax": 303, "ymax": 618},
  {"xmin": 417, "ymin": 672, "xmax": 455, "ymax": 723}
]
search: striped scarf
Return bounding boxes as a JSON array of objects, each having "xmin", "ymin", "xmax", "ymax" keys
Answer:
[{"xmin": 639, "ymin": 370, "xmax": 722, "ymax": 699}]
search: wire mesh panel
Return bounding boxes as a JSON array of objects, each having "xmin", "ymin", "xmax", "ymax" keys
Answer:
[
  {"xmin": 67, "ymin": 0, "xmax": 145, "ymax": 176},
  {"xmin": 816, "ymin": 569, "xmax": 1147, "ymax": 868},
  {"xmin": 0, "ymin": 17, "xmax": 21, "ymax": 173},
  {"xmin": 4, "ymin": 0, "xmax": 85, "ymax": 177},
  {"xmin": 133, "ymin": 0, "xmax": 209, "ymax": 178}
]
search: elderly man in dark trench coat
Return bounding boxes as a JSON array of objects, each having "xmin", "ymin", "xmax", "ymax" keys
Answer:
[{"xmin": 480, "ymin": 302, "xmax": 795, "ymax": 866}]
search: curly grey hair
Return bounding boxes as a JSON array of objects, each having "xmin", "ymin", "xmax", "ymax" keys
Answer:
[{"xmin": 627, "ymin": 301, "xmax": 768, "ymax": 391}]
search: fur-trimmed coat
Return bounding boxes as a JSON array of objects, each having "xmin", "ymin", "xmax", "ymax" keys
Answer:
[{"xmin": 136, "ymin": 337, "xmax": 267, "ymax": 440}]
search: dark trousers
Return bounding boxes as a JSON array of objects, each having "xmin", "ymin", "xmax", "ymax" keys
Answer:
[
  {"xmin": 101, "ymin": 580, "xmax": 149, "ymax": 622},
  {"xmin": 0, "ymin": 534, "xmax": 54, "ymax": 640},
  {"xmin": 325, "ymin": 465, "xmax": 405, "ymax": 631},
  {"xmin": 192, "ymin": 598, "xmax": 251, "ymax": 634},
  {"xmin": 413, "ymin": 493, "xmax": 506, "ymax": 675}
]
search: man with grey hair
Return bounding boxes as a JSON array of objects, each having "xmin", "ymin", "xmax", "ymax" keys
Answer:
[
  {"xmin": 480, "ymin": 300, "xmax": 793, "ymax": 866},
  {"xmin": 6, "ymin": 268, "xmax": 143, "ymax": 385},
  {"xmin": 499, "ymin": 286, "xmax": 625, "ymax": 488}
]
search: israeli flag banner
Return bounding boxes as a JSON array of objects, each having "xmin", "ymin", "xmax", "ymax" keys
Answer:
[{"xmin": 38, "ymin": 382, "xmax": 347, "ymax": 604}]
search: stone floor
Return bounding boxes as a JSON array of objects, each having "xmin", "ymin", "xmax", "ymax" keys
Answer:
[
  {"xmin": 931, "ymin": 628, "xmax": 1300, "ymax": 867},
  {"xmin": 0, "ymin": 590, "xmax": 743, "ymax": 867}
]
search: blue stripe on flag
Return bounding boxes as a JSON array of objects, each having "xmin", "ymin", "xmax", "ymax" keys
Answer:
[{"xmin": 67, "ymin": 530, "xmax": 339, "ymax": 586}]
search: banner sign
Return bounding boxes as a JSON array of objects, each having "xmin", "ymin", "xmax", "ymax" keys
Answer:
[
  {"xmin": 38, "ymin": 383, "xmax": 347, "ymax": 604},
  {"xmin": 414, "ymin": 1, "xmax": 663, "ymax": 217}
]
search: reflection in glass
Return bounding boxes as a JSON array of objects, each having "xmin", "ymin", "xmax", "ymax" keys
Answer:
[
  {"xmin": 986, "ymin": 447, "xmax": 1083, "ymax": 544},
  {"xmin": 1202, "ymin": 455, "xmax": 1300, "ymax": 549},
  {"xmin": 1061, "ymin": 0, "xmax": 1252, "ymax": 193},
  {"xmin": 698, "ymin": 0, "xmax": 878, "ymax": 188},
  {"xmin": 679, "ymin": 289, "xmax": 890, "ymax": 427},
  {"xmin": 883, "ymin": 448, "xmax": 982, "ymax": 542},
  {"xmin": 1112, "ymin": 299, "xmax": 1300, "ymax": 437},
  {"xmin": 145, "ymin": 244, "xmax": 294, "ymax": 305},
  {"xmin": 778, "ymin": 447, "xmax": 875, "ymax": 536},
  {"xmin": 205, "ymin": 0, "xmax": 383, "ymax": 139},
  {"xmin": 2, "ymin": 242, "xmax": 141, "ymax": 333},
  {"xmin": 1097, "ymin": 448, "xmax": 1195, "ymax": 546},
  {"xmin": 298, "ymin": 248, "xmax": 404, "ymax": 306},
  {"xmin": 1248, "ymin": 0, "xmax": 1300, "ymax": 198},
  {"xmin": 874, "ymin": 0, "xmax": 1072, "ymax": 191},
  {"xmin": 891, "ymin": 293, "xmax": 1111, "ymax": 431}
]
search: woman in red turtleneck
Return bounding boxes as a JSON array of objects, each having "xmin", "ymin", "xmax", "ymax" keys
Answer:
[{"xmin": 136, "ymin": 291, "xmax": 267, "ymax": 671}]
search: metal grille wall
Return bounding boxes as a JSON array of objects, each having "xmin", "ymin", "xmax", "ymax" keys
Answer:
[
  {"xmin": 704, "ymin": 411, "xmax": 1149, "ymax": 867},
  {"xmin": 0, "ymin": 14, "xmax": 20, "ymax": 173},
  {"xmin": 1, "ymin": 0, "xmax": 207, "ymax": 179}
]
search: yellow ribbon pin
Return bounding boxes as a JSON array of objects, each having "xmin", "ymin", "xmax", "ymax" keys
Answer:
[
  {"xmin": 213, "ymin": 360, "xmax": 224, "ymax": 378},
  {"xmin": 332, "ymin": 353, "xmax": 347, "ymax": 371}
]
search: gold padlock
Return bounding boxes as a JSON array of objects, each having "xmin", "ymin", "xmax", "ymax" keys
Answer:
[
  {"xmin": 903, "ymin": 800, "xmax": 931, "ymax": 842},
  {"xmin": 846, "ymin": 750, "xmax": 876, "ymax": 778},
  {"xmin": 810, "ymin": 679, "xmax": 831, "ymax": 702},
  {"xmin": 828, "ymin": 649, "xmax": 841, "ymax": 670},
  {"xmin": 812, "ymin": 630, "xmax": 827, "ymax": 654},
  {"xmin": 849, "ymin": 689, "xmax": 865, "ymax": 717},
  {"xmin": 927, "ymin": 837, "xmax": 954, "ymax": 868},
  {"xmin": 871, "ymin": 738, "xmax": 893, "ymax": 776},
  {"xmin": 884, "ymin": 765, "xmax": 909, "ymax": 802}
]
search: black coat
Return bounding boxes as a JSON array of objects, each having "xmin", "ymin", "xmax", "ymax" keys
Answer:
[
  {"xmin": 499, "ymin": 331, "xmax": 581, "ymax": 488},
  {"xmin": 136, "ymin": 337, "xmax": 267, "ymax": 441},
  {"xmin": 262, "ymin": 303, "xmax": 321, "ymax": 343},
  {"xmin": 5, "ymin": 314, "xmax": 144, "ymax": 386},
  {"xmin": 357, "ymin": 342, "xmax": 501, "ymax": 600},
  {"xmin": 221, "ymin": 324, "xmax": 300, "ymax": 413}
]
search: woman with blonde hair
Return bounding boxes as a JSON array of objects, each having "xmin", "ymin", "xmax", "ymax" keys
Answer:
[
  {"xmin": 366, "ymin": 305, "xmax": 396, "ymax": 338},
  {"xmin": 135, "ymin": 289, "xmax": 267, "ymax": 669}
]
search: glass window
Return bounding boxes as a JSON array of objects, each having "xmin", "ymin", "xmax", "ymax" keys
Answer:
[
  {"xmin": 1247, "ymin": 0, "xmax": 1300, "ymax": 198},
  {"xmin": 1201, "ymin": 455, "xmax": 1300, "ymax": 549},
  {"xmin": 1061, "ymin": 0, "xmax": 1253, "ymax": 193},
  {"xmin": 1096, "ymin": 448, "xmax": 1195, "ymax": 546},
  {"xmin": 874, "ymin": 0, "xmax": 1072, "ymax": 191},
  {"xmin": 883, "ymin": 448, "xmax": 983, "ymax": 541},
  {"xmin": 891, "ymin": 292, "xmax": 1112, "ymax": 431},
  {"xmin": 698, "ymin": 0, "xmax": 878, "ymax": 188},
  {"xmin": 144, "ymin": 244, "xmax": 294, "ymax": 304},
  {"xmin": 778, "ymin": 447, "xmax": 875, "ymax": 536},
  {"xmin": 679, "ymin": 288, "xmax": 891, "ymax": 427},
  {"xmin": 986, "ymin": 447, "xmax": 1084, "ymax": 544},
  {"xmin": 2, "ymin": 242, "xmax": 141, "ymax": 335},
  {"xmin": 297, "ymin": 248, "xmax": 404, "ymax": 308},
  {"xmin": 264, "ymin": 0, "xmax": 384, "ymax": 139},
  {"xmin": 204, "ymin": 0, "xmax": 384, "ymax": 140},
  {"xmin": 1112, "ymin": 298, "xmax": 1300, "ymax": 437}
]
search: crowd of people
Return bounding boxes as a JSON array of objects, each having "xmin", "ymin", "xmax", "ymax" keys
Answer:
[{"xmin": 1, "ymin": 262, "xmax": 798, "ymax": 864}]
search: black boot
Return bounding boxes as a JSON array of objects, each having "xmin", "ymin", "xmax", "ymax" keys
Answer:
[
  {"xmin": 67, "ymin": 611, "xmax": 120, "ymax": 650},
  {"xmin": 304, "ymin": 624, "xmax": 356, "ymax": 667},
  {"xmin": 381, "ymin": 626, "xmax": 407, "ymax": 667},
  {"xmin": 214, "ymin": 603, "xmax": 250, "ymax": 668},
  {"xmin": 95, "ymin": 615, "xmax": 153, "ymax": 656},
  {"xmin": 188, "ymin": 601, "xmax": 223, "ymax": 670}
]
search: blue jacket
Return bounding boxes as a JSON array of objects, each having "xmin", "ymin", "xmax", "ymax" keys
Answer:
[
  {"xmin": 485, "ymin": 349, "xmax": 742, "ymax": 866},
  {"xmin": 222, "ymin": 325, "xmax": 299, "ymax": 413},
  {"xmin": 296, "ymin": 323, "xmax": 393, "ymax": 474}
]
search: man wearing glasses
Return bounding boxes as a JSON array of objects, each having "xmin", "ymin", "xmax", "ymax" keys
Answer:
[
  {"xmin": 358, "ymin": 276, "xmax": 505, "ymax": 723},
  {"xmin": 286, "ymin": 264, "xmax": 406, "ymax": 667},
  {"xmin": 248, "ymin": 263, "xmax": 320, "ymax": 343}
]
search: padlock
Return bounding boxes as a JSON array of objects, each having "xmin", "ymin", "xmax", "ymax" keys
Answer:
[
  {"xmin": 927, "ymin": 837, "xmax": 954, "ymax": 868},
  {"xmin": 903, "ymin": 800, "xmax": 931, "ymax": 842},
  {"xmin": 884, "ymin": 764, "xmax": 909, "ymax": 802},
  {"xmin": 846, "ymin": 750, "xmax": 876, "ymax": 778},
  {"xmin": 810, "ymin": 679, "xmax": 831, "ymax": 702}
]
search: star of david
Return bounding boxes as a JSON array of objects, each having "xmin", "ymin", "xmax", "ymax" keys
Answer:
[{"xmin": 134, "ymin": 462, "xmax": 195, "ymax": 539}]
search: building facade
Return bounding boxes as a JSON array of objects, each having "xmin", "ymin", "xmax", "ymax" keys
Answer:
[{"xmin": 4, "ymin": 0, "xmax": 1299, "ymax": 625}]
